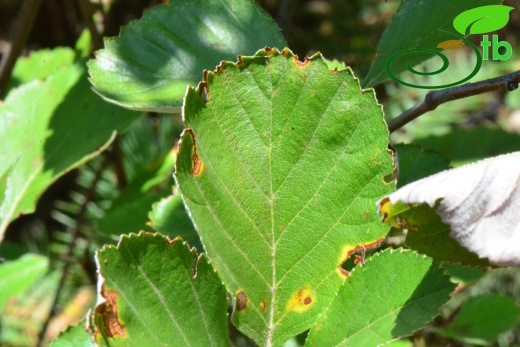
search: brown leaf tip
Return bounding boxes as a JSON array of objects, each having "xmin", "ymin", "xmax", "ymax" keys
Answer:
[
  {"xmin": 236, "ymin": 291, "xmax": 248, "ymax": 312},
  {"xmin": 94, "ymin": 285, "xmax": 126, "ymax": 339}
]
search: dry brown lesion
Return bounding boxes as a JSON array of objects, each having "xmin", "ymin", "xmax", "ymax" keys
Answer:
[
  {"xmin": 236, "ymin": 291, "xmax": 248, "ymax": 312},
  {"xmin": 94, "ymin": 284, "xmax": 127, "ymax": 339}
]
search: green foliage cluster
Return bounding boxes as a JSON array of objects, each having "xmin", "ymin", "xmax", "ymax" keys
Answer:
[{"xmin": 1, "ymin": 0, "xmax": 520, "ymax": 346}]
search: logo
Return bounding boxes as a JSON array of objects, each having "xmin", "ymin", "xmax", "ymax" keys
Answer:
[{"xmin": 386, "ymin": 5, "xmax": 514, "ymax": 89}]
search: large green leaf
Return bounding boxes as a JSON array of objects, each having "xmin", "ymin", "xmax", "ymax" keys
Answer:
[
  {"xmin": 93, "ymin": 233, "xmax": 229, "ymax": 346},
  {"xmin": 363, "ymin": 0, "xmax": 502, "ymax": 88},
  {"xmin": 305, "ymin": 249, "xmax": 455, "ymax": 347},
  {"xmin": 175, "ymin": 48, "xmax": 394, "ymax": 346},
  {"xmin": 0, "ymin": 63, "xmax": 141, "ymax": 239},
  {"xmin": 88, "ymin": 0, "xmax": 286, "ymax": 113}
]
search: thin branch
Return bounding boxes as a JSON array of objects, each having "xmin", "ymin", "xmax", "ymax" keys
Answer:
[
  {"xmin": 35, "ymin": 156, "xmax": 111, "ymax": 347},
  {"xmin": 0, "ymin": 0, "xmax": 43, "ymax": 96},
  {"xmin": 387, "ymin": 70, "xmax": 520, "ymax": 133}
]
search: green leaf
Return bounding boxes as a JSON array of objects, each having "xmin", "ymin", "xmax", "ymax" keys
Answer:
[
  {"xmin": 1, "ymin": 271, "xmax": 60, "ymax": 346},
  {"xmin": 438, "ymin": 294, "xmax": 520, "ymax": 345},
  {"xmin": 363, "ymin": 0, "xmax": 502, "ymax": 88},
  {"xmin": 6, "ymin": 47, "xmax": 75, "ymax": 93},
  {"xmin": 442, "ymin": 264, "xmax": 484, "ymax": 286},
  {"xmin": 93, "ymin": 233, "xmax": 229, "ymax": 346},
  {"xmin": 175, "ymin": 48, "xmax": 394, "ymax": 346},
  {"xmin": 416, "ymin": 127, "xmax": 520, "ymax": 167},
  {"xmin": 0, "ymin": 63, "xmax": 141, "ymax": 239},
  {"xmin": 379, "ymin": 202, "xmax": 490, "ymax": 267},
  {"xmin": 394, "ymin": 144, "xmax": 450, "ymax": 188},
  {"xmin": 88, "ymin": 0, "xmax": 286, "ymax": 113},
  {"xmin": 50, "ymin": 322, "xmax": 94, "ymax": 347},
  {"xmin": 453, "ymin": 5, "xmax": 514, "ymax": 35},
  {"xmin": 305, "ymin": 249, "xmax": 455, "ymax": 347},
  {"xmin": 97, "ymin": 151, "xmax": 175, "ymax": 236},
  {"xmin": 0, "ymin": 253, "xmax": 48, "ymax": 311},
  {"xmin": 148, "ymin": 193, "xmax": 200, "ymax": 250}
]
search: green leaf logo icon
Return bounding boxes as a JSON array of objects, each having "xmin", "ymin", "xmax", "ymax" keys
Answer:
[{"xmin": 453, "ymin": 5, "xmax": 514, "ymax": 35}]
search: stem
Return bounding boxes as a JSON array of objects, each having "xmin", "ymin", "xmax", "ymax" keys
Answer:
[
  {"xmin": 35, "ymin": 156, "xmax": 111, "ymax": 347},
  {"xmin": 77, "ymin": 0, "xmax": 104, "ymax": 51},
  {"xmin": 0, "ymin": 0, "xmax": 43, "ymax": 96},
  {"xmin": 387, "ymin": 70, "xmax": 520, "ymax": 133}
]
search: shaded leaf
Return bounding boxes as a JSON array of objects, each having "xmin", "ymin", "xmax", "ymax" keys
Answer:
[
  {"xmin": 394, "ymin": 144, "xmax": 450, "ymax": 188},
  {"xmin": 416, "ymin": 127, "xmax": 520, "ymax": 166},
  {"xmin": 148, "ymin": 192, "xmax": 200, "ymax": 250},
  {"xmin": 305, "ymin": 249, "xmax": 455, "ymax": 347},
  {"xmin": 175, "ymin": 48, "xmax": 394, "ymax": 346},
  {"xmin": 88, "ymin": 0, "xmax": 286, "ymax": 112},
  {"xmin": 383, "ymin": 202, "xmax": 491, "ymax": 267},
  {"xmin": 442, "ymin": 264, "xmax": 484, "ymax": 286},
  {"xmin": 438, "ymin": 294, "xmax": 520, "ymax": 345},
  {"xmin": 0, "ymin": 63, "xmax": 142, "ymax": 239},
  {"xmin": 379, "ymin": 152, "xmax": 520, "ymax": 266},
  {"xmin": 453, "ymin": 5, "xmax": 514, "ymax": 35},
  {"xmin": 93, "ymin": 233, "xmax": 229, "ymax": 346},
  {"xmin": 363, "ymin": 0, "xmax": 502, "ymax": 88}
]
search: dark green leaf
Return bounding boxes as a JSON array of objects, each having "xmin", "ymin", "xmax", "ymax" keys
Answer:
[
  {"xmin": 88, "ymin": 0, "xmax": 286, "ymax": 112},
  {"xmin": 438, "ymin": 294, "xmax": 520, "ymax": 345}
]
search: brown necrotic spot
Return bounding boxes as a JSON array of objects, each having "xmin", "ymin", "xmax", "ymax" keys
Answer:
[
  {"xmin": 94, "ymin": 286, "xmax": 126, "ymax": 338},
  {"xmin": 192, "ymin": 145, "xmax": 204, "ymax": 176},
  {"xmin": 236, "ymin": 291, "xmax": 248, "ymax": 312},
  {"xmin": 286, "ymin": 287, "xmax": 314, "ymax": 313}
]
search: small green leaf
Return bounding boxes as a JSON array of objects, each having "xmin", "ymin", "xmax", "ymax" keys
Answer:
[
  {"xmin": 305, "ymin": 249, "xmax": 455, "ymax": 347},
  {"xmin": 88, "ymin": 0, "xmax": 286, "ymax": 112},
  {"xmin": 96, "ymin": 151, "xmax": 175, "ymax": 236},
  {"xmin": 93, "ymin": 233, "xmax": 229, "ymax": 346},
  {"xmin": 175, "ymin": 47, "xmax": 394, "ymax": 346},
  {"xmin": 0, "ymin": 253, "xmax": 48, "ymax": 312},
  {"xmin": 363, "ymin": 0, "xmax": 502, "ymax": 87},
  {"xmin": 50, "ymin": 322, "xmax": 93, "ymax": 347},
  {"xmin": 0, "ymin": 62, "xmax": 141, "ymax": 239},
  {"xmin": 379, "ymin": 202, "xmax": 491, "ymax": 267},
  {"xmin": 148, "ymin": 193, "xmax": 200, "ymax": 250},
  {"xmin": 453, "ymin": 5, "xmax": 514, "ymax": 35},
  {"xmin": 438, "ymin": 294, "xmax": 520, "ymax": 345}
]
